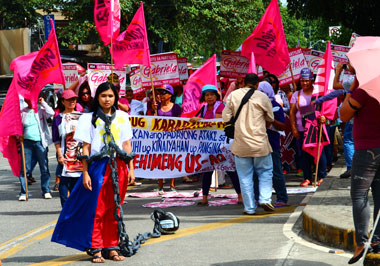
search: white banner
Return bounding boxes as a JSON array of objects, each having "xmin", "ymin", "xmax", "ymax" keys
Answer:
[
  {"xmin": 277, "ymin": 48, "xmax": 307, "ymax": 86},
  {"xmin": 140, "ymin": 52, "xmax": 181, "ymax": 88},
  {"xmin": 129, "ymin": 68, "xmax": 143, "ymax": 94},
  {"xmin": 219, "ymin": 50, "xmax": 250, "ymax": 78},
  {"xmin": 87, "ymin": 63, "xmax": 127, "ymax": 96},
  {"xmin": 178, "ymin": 57, "xmax": 189, "ymax": 81},
  {"xmin": 130, "ymin": 116, "xmax": 235, "ymax": 178},
  {"xmin": 54, "ymin": 63, "xmax": 78, "ymax": 92}
]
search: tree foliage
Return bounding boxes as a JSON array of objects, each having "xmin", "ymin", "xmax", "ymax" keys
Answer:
[{"xmin": 287, "ymin": 0, "xmax": 380, "ymax": 36}]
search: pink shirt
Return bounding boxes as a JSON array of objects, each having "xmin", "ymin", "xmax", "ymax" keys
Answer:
[
  {"xmin": 290, "ymin": 90, "xmax": 313, "ymax": 131},
  {"xmin": 203, "ymin": 102, "xmax": 224, "ymax": 119}
]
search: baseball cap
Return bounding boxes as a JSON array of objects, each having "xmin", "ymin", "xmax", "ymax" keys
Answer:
[
  {"xmin": 202, "ymin": 84, "xmax": 218, "ymax": 94},
  {"xmin": 61, "ymin": 90, "xmax": 78, "ymax": 99},
  {"xmin": 300, "ymin": 68, "xmax": 314, "ymax": 80},
  {"xmin": 157, "ymin": 84, "xmax": 174, "ymax": 95}
]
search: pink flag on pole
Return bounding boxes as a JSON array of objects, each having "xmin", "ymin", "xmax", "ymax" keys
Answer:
[
  {"xmin": 112, "ymin": 2, "xmax": 151, "ymax": 68},
  {"xmin": 0, "ymin": 81, "xmax": 22, "ymax": 176},
  {"xmin": 10, "ymin": 20, "xmax": 65, "ymax": 111},
  {"xmin": 248, "ymin": 52, "xmax": 257, "ymax": 74},
  {"xmin": 182, "ymin": 54, "xmax": 217, "ymax": 117},
  {"xmin": 312, "ymin": 41, "xmax": 337, "ymax": 120},
  {"xmin": 241, "ymin": 0, "xmax": 290, "ymax": 76},
  {"xmin": 94, "ymin": 0, "xmax": 121, "ymax": 46}
]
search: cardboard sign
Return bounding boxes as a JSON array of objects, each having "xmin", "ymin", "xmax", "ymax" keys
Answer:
[
  {"xmin": 129, "ymin": 68, "xmax": 143, "ymax": 93},
  {"xmin": 140, "ymin": 52, "xmax": 181, "ymax": 88},
  {"xmin": 87, "ymin": 63, "xmax": 127, "ymax": 96},
  {"xmin": 219, "ymin": 50, "xmax": 250, "ymax": 78},
  {"xmin": 277, "ymin": 48, "xmax": 307, "ymax": 86},
  {"xmin": 178, "ymin": 57, "xmax": 189, "ymax": 81},
  {"xmin": 54, "ymin": 63, "xmax": 78, "ymax": 92}
]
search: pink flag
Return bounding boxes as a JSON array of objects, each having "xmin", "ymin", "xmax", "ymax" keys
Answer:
[
  {"xmin": 94, "ymin": 0, "xmax": 121, "ymax": 46},
  {"xmin": 10, "ymin": 21, "xmax": 65, "ymax": 111},
  {"xmin": 248, "ymin": 52, "xmax": 257, "ymax": 74},
  {"xmin": 0, "ymin": 81, "xmax": 23, "ymax": 176},
  {"xmin": 312, "ymin": 41, "xmax": 337, "ymax": 120},
  {"xmin": 112, "ymin": 2, "xmax": 151, "ymax": 68},
  {"xmin": 241, "ymin": 0, "xmax": 290, "ymax": 76},
  {"xmin": 182, "ymin": 54, "xmax": 217, "ymax": 117}
]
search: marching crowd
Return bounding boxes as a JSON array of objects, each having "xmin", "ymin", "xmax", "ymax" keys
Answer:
[{"xmin": 14, "ymin": 62, "xmax": 380, "ymax": 264}]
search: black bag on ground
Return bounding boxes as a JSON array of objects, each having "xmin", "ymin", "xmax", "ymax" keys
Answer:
[{"xmin": 224, "ymin": 89, "xmax": 255, "ymax": 139}]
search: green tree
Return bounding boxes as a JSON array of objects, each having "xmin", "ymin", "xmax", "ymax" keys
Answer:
[{"xmin": 287, "ymin": 0, "xmax": 380, "ymax": 36}]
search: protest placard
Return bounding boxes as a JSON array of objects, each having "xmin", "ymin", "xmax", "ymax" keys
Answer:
[
  {"xmin": 130, "ymin": 116, "xmax": 235, "ymax": 178},
  {"xmin": 277, "ymin": 48, "xmax": 307, "ymax": 86},
  {"xmin": 53, "ymin": 63, "xmax": 78, "ymax": 92},
  {"xmin": 219, "ymin": 50, "xmax": 250, "ymax": 78},
  {"xmin": 140, "ymin": 52, "xmax": 181, "ymax": 88},
  {"xmin": 87, "ymin": 63, "xmax": 127, "ymax": 96},
  {"xmin": 178, "ymin": 57, "xmax": 189, "ymax": 81}
]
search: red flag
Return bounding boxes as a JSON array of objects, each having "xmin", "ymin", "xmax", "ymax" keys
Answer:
[
  {"xmin": 241, "ymin": 0, "xmax": 290, "ymax": 75},
  {"xmin": 112, "ymin": 2, "xmax": 151, "ymax": 68},
  {"xmin": 0, "ymin": 81, "xmax": 22, "ymax": 176},
  {"xmin": 10, "ymin": 20, "xmax": 65, "ymax": 111},
  {"xmin": 94, "ymin": 0, "xmax": 121, "ymax": 46},
  {"xmin": 312, "ymin": 41, "xmax": 337, "ymax": 120},
  {"xmin": 182, "ymin": 54, "xmax": 217, "ymax": 117}
]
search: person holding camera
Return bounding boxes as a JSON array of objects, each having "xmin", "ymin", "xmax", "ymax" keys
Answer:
[{"xmin": 289, "ymin": 68, "xmax": 327, "ymax": 187}]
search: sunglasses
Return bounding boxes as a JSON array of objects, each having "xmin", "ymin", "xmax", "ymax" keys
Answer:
[
  {"xmin": 82, "ymin": 91, "xmax": 90, "ymax": 95},
  {"xmin": 157, "ymin": 90, "xmax": 169, "ymax": 95}
]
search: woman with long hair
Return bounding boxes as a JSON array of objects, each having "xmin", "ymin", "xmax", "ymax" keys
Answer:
[
  {"xmin": 52, "ymin": 82, "xmax": 135, "ymax": 263},
  {"xmin": 76, "ymin": 81, "xmax": 93, "ymax": 113},
  {"xmin": 190, "ymin": 84, "xmax": 243, "ymax": 206}
]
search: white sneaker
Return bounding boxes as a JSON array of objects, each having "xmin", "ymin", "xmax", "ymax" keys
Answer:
[
  {"xmin": 44, "ymin": 193, "xmax": 52, "ymax": 199},
  {"xmin": 19, "ymin": 195, "xmax": 27, "ymax": 201}
]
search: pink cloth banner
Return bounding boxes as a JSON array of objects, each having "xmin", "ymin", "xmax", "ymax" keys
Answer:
[
  {"xmin": 219, "ymin": 50, "xmax": 250, "ymax": 78},
  {"xmin": 241, "ymin": 0, "xmax": 290, "ymax": 75},
  {"xmin": 94, "ymin": 0, "xmax": 120, "ymax": 46},
  {"xmin": 182, "ymin": 54, "xmax": 217, "ymax": 117},
  {"xmin": 112, "ymin": 2, "xmax": 151, "ymax": 68},
  {"xmin": 0, "ymin": 82, "xmax": 22, "ymax": 176},
  {"xmin": 248, "ymin": 52, "xmax": 257, "ymax": 74},
  {"xmin": 312, "ymin": 41, "xmax": 337, "ymax": 121},
  {"xmin": 10, "ymin": 21, "xmax": 65, "ymax": 111},
  {"xmin": 140, "ymin": 52, "xmax": 180, "ymax": 88}
]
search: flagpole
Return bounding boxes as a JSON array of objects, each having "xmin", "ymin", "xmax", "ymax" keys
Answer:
[
  {"xmin": 20, "ymin": 138, "xmax": 29, "ymax": 201},
  {"xmin": 149, "ymin": 68, "xmax": 157, "ymax": 116},
  {"xmin": 288, "ymin": 63, "xmax": 297, "ymax": 91},
  {"xmin": 111, "ymin": 38, "xmax": 114, "ymax": 84},
  {"xmin": 313, "ymin": 124, "xmax": 324, "ymax": 187}
]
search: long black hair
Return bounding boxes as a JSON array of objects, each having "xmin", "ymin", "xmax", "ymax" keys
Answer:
[
  {"xmin": 265, "ymin": 74, "xmax": 280, "ymax": 94},
  {"xmin": 91, "ymin": 82, "xmax": 119, "ymax": 127},
  {"xmin": 77, "ymin": 81, "xmax": 93, "ymax": 110}
]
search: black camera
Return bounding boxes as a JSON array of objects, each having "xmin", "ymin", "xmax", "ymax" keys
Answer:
[{"xmin": 342, "ymin": 64, "xmax": 347, "ymax": 70}]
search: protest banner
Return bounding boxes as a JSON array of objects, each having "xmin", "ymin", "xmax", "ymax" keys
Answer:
[
  {"xmin": 129, "ymin": 116, "xmax": 235, "ymax": 178},
  {"xmin": 129, "ymin": 67, "xmax": 146, "ymax": 100},
  {"xmin": 277, "ymin": 48, "xmax": 307, "ymax": 86},
  {"xmin": 349, "ymin": 32, "xmax": 360, "ymax": 47},
  {"xmin": 54, "ymin": 63, "xmax": 79, "ymax": 92},
  {"xmin": 303, "ymin": 50, "xmax": 324, "ymax": 74},
  {"xmin": 178, "ymin": 57, "xmax": 189, "ymax": 81},
  {"xmin": 140, "ymin": 52, "xmax": 180, "ymax": 88},
  {"xmin": 219, "ymin": 50, "xmax": 250, "ymax": 78},
  {"xmin": 87, "ymin": 63, "xmax": 127, "ymax": 96}
]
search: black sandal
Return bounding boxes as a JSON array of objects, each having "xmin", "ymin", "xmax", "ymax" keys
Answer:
[{"xmin": 91, "ymin": 255, "xmax": 105, "ymax": 263}]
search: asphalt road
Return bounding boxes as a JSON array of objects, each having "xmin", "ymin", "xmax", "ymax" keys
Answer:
[{"xmin": 0, "ymin": 145, "xmax": 352, "ymax": 266}]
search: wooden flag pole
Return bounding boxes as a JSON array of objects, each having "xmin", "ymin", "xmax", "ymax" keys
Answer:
[
  {"xmin": 214, "ymin": 170, "xmax": 218, "ymax": 192},
  {"xmin": 288, "ymin": 63, "xmax": 297, "ymax": 91},
  {"xmin": 110, "ymin": 38, "xmax": 114, "ymax": 84},
  {"xmin": 313, "ymin": 123, "xmax": 324, "ymax": 187},
  {"xmin": 149, "ymin": 67, "xmax": 157, "ymax": 116},
  {"xmin": 20, "ymin": 138, "xmax": 29, "ymax": 200}
]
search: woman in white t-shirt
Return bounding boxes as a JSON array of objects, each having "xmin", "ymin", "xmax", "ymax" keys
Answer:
[{"xmin": 52, "ymin": 82, "xmax": 135, "ymax": 263}]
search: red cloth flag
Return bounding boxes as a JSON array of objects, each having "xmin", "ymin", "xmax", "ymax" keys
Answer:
[
  {"xmin": 248, "ymin": 52, "xmax": 257, "ymax": 74},
  {"xmin": 312, "ymin": 41, "xmax": 337, "ymax": 120},
  {"xmin": 112, "ymin": 2, "xmax": 151, "ymax": 68},
  {"xmin": 182, "ymin": 54, "xmax": 217, "ymax": 117},
  {"xmin": 0, "ymin": 81, "xmax": 22, "ymax": 176},
  {"xmin": 241, "ymin": 0, "xmax": 290, "ymax": 75},
  {"xmin": 94, "ymin": 0, "xmax": 121, "ymax": 46},
  {"xmin": 10, "ymin": 21, "xmax": 65, "ymax": 111}
]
